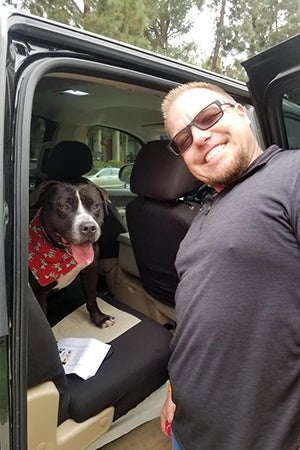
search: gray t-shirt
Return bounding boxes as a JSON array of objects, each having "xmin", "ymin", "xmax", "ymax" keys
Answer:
[{"xmin": 170, "ymin": 146, "xmax": 300, "ymax": 450}]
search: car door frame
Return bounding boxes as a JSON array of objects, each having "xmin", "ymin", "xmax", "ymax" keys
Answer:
[
  {"xmin": 0, "ymin": 8, "xmax": 11, "ymax": 450},
  {"xmin": 242, "ymin": 33, "xmax": 300, "ymax": 149}
]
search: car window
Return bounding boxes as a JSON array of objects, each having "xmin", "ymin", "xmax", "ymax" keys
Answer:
[
  {"xmin": 282, "ymin": 88, "xmax": 300, "ymax": 149},
  {"xmin": 30, "ymin": 116, "xmax": 47, "ymax": 157},
  {"xmin": 29, "ymin": 73, "xmax": 166, "ymax": 221},
  {"xmin": 84, "ymin": 125, "xmax": 140, "ymax": 188},
  {"xmin": 82, "ymin": 125, "xmax": 139, "ymax": 193},
  {"xmin": 97, "ymin": 168, "xmax": 110, "ymax": 176}
]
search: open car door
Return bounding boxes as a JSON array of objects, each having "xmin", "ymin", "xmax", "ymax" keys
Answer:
[{"xmin": 242, "ymin": 33, "xmax": 300, "ymax": 151}]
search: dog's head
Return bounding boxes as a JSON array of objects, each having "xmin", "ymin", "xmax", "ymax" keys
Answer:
[{"xmin": 30, "ymin": 180, "xmax": 109, "ymax": 265}]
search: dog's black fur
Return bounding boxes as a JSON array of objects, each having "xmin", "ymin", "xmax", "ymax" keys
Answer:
[{"xmin": 29, "ymin": 180, "xmax": 115, "ymax": 328}]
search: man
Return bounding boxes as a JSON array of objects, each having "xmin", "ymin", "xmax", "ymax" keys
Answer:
[{"xmin": 160, "ymin": 81, "xmax": 300, "ymax": 450}]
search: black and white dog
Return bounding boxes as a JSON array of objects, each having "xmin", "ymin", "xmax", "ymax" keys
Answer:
[{"xmin": 29, "ymin": 180, "xmax": 115, "ymax": 328}]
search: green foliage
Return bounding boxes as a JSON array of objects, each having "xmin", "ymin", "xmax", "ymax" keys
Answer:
[
  {"xmin": 144, "ymin": 0, "xmax": 204, "ymax": 61},
  {"xmin": 17, "ymin": 0, "xmax": 150, "ymax": 47},
  {"xmin": 107, "ymin": 159, "xmax": 124, "ymax": 167},
  {"xmin": 91, "ymin": 159, "xmax": 123, "ymax": 169},
  {"xmin": 11, "ymin": 0, "xmax": 300, "ymax": 81},
  {"xmin": 204, "ymin": 0, "xmax": 300, "ymax": 80},
  {"xmin": 81, "ymin": 0, "xmax": 151, "ymax": 49},
  {"xmin": 19, "ymin": 0, "xmax": 81, "ymax": 25},
  {"xmin": 17, "ymin": 0, "xmax": 204, "ymax": 64},
  {"xmin": 91, "ymin": 161, "xmax": 106, "ymax": 170}
]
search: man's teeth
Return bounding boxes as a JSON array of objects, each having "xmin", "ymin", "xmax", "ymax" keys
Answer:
[{"xmin": 206, "ymin": 144, "xmax": 225, "ymax": 162}]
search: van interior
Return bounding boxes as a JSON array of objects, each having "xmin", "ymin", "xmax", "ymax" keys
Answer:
[{"xmin": 26, "ymin": 67, "xmax": 211, "ymax": 450}]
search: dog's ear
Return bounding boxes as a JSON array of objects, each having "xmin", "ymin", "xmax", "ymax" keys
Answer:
[
  {"xmin": 97, "ymin": 186, "xmax": 110, "ymax": 216},
  {"xmin": 85, "ymin": 180, "xmax": 110, "ymax": 215},
  {"xmin": 30, "ymin": 180, "xmax": 59, "ymax": 207}
]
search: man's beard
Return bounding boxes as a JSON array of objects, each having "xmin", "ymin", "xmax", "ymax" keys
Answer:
[{"xmin": 207, "ymin": 151, "xmax": 252, "ymax": 189}]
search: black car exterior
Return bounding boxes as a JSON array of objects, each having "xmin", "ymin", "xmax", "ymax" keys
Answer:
[{"xmin": 0, "ymin": 5, "xmax": 299, "ymax": 449}]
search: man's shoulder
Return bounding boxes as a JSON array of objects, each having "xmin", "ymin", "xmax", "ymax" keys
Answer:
[
  {"xmin": 272, "ymin": 147, "xmax": 300, "ymax": 168},
  {"xmin": 264, "ymin": 148, "xmax": 300, "ymax": 191},
  {"xmin": 242, "ymin": 146, "xmax": 300, "ymax": 192}
]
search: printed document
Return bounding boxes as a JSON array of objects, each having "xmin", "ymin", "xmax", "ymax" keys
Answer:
[{"xmin": 57, "ymin": 337, "xmax": 111, "ymax": 380}]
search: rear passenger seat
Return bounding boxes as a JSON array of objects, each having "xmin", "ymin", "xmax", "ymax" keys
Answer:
[
  {"xmin": 27, "ymin": 287, "xmax": 171, "ymax": 449},
  {"xmin": 27, "ymin": 140, "xmax": 171, "ymax": 449}
]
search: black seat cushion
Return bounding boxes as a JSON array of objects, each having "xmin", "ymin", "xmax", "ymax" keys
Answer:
[
  {"xmin": 27, "ymin": 286, "xmax": 71, "ymax": 424},
  {"xmin": 127, "ymin": 140, "xmax": 202, "ymax": 307},
  {"xmin": 130, "ymin": 140, "xmax": 201, "ymax": 200},
  {"xmin": 127, "ymin": 197, "xmax": 200, "ymax": 307},
  {"xmin": 98, "ymin": 202, "xmax": 127, "ymax": 259},
  {"xmin": 28, "ymin": 290, "xmax": 171, "ymax": 425},
  {"xmin": 66, "ymin": 295, "xmax": 171, "ymax": 422}
]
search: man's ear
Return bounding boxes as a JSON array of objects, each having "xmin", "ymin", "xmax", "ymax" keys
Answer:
[{"xmin": 235, "ymin": 103, "xmax": 251, "ymax": 125}]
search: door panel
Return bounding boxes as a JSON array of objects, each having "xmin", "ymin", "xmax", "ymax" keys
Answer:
[
  {"xmin": 0, "ymin": 9, "xmax": 11, "ymax": 450},
  {"xmin": 242, "ymin": 34, "xmax": 300, "ymax": 148}
]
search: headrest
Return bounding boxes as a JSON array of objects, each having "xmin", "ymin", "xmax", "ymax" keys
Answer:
[
  {"xmin": 130, "ymin": 140, "xmax": 203, "ymax": 200},
  {"xmin": 41, "ymin": 141, "xmax": 93, "ymax": 181}
]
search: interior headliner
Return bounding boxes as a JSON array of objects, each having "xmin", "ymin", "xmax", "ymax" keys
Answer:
[{"xmin": 33, "ymin": 74, "xmax": 166, "ymax": 142}]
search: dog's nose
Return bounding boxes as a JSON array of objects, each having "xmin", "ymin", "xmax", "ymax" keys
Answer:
[{"xmin": 79, "ymin": 222, "xmax": 98, "ymax": 236}]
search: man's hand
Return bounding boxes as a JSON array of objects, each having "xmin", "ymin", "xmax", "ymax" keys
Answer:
[{"xmin": 160, "ymin": 390, "xmax": 176, "ymax": 438}]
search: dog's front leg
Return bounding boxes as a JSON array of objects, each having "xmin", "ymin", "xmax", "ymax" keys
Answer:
[{"xmin": 79, "ymin": 263, "xmax": 115, "ymax": 328}]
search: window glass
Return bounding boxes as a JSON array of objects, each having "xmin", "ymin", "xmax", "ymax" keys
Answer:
[
  {"xmin": 30, "ymin": 116, "xmax": 47, "ymax": 158},
  {"xmin": 282, "ymin": 88, "xmax": 300, "ymax": 149},
  {"xmin": 84, "ymin": 125, "xmax": 141, "ymax": 189},
  {"xmin": 30, "ymin": 116, "xmax": 46, "ymax": 188}
]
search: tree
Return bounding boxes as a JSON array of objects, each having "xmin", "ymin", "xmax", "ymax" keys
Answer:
[
  {"xmin": 79, "ymin": 0, "xmax": 151, "ymax": 49},
  {"xmin": 19, "ymin": 0, "xmax": 82, "ymax": 25},
  {"xmin": 209, "ymin": 0, "xmax": 226, "ymax": 73},
  {"xmin": 204, "ymin": 0, "xmax": 300, "ymax": 80},
  {"xmin": 17, "ymin": 0, "xmax": 205, "ymax": 62},
  {"xmin": 12, "ymin": 0, "xmax": 299, "ymax": 79},
  {"xmin": 17, "ymin": 0, "xmax": 151, "ymax": 48},
  {"xmin": 144, "ymin": 0, "xmax": 205, "ymax": 61}
]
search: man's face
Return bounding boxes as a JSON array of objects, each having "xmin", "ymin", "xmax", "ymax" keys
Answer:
[{"xmin": 167, "ymin": 88, "xmax": 263, "ymax": 191}]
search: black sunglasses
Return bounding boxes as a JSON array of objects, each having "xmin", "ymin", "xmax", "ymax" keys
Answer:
[{"xmin": 168, "ymin": 100, "xmax": 235, "ymax": 156}]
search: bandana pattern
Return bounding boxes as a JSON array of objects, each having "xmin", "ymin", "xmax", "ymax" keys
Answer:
[{"xmin": 29, "ymin": 209, "xmax": 78, "ymax": 286}]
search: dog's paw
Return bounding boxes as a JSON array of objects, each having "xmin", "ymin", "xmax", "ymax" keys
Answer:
[
  {"xmin": 100, "ymin": 315, "xmax": 115, "ymax": 328},
  {"xmin": 92, "ymin": 313, "xmax": 115, "ymax": 328}
]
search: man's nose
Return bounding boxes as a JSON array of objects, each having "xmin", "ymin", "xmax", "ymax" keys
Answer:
[{"xmin": 190, "ymin": 125, "xmax": 211, "ymax": 145}]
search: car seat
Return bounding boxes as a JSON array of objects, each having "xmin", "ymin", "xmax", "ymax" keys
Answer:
[
  {"xmin": 125, "ymin": 140, "xmax": 203, "ymax": 321},
  {"xmin": 27, "ymin": 140, "xmax": 172, "ymax": 449},
  {"xmin": 27, "ymin": 286, "xmax": 171, "ymax": 449}
]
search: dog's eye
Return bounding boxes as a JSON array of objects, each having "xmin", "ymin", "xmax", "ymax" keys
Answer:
[
  {"xmin": 92, "ymin": 203, "xmax": 101, "ymax": 211},
  {"xmin": 58, "ymin": 203, "xmax": 70, "ymax": 211}
]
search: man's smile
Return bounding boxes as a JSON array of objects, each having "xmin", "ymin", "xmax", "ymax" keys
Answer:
[{"xmin": 205, "ymin": 144, "xmax": 226, "ymax": 163}]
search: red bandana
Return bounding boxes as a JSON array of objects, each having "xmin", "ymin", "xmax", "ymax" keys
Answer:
[{"xmin": 29, "ymin": 209, "xmax": 78, "ymax": 286}]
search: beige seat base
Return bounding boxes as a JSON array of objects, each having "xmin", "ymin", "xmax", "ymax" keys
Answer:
[
  {"xmin": 27, "ymin": 381, "xmax": 114, "ymax": 450},
  {"xmin": 86, "ymin": 382, "xmax": 168, "ymax": 449}
]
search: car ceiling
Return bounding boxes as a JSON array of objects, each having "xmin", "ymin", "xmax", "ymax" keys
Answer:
[{"xmin": 32, "ymin": 74, "xmax": 166, "ymax": 142}]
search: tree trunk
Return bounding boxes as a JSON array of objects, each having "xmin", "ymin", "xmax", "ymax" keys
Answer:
[{"xmin": 210, "ymin": 0, "xmax": 226, "ymax": 72}]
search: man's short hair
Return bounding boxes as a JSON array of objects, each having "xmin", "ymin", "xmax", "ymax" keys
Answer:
[{"xmin": 161, "ymin": 81, "xmax": 235, "ymax": 135}]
